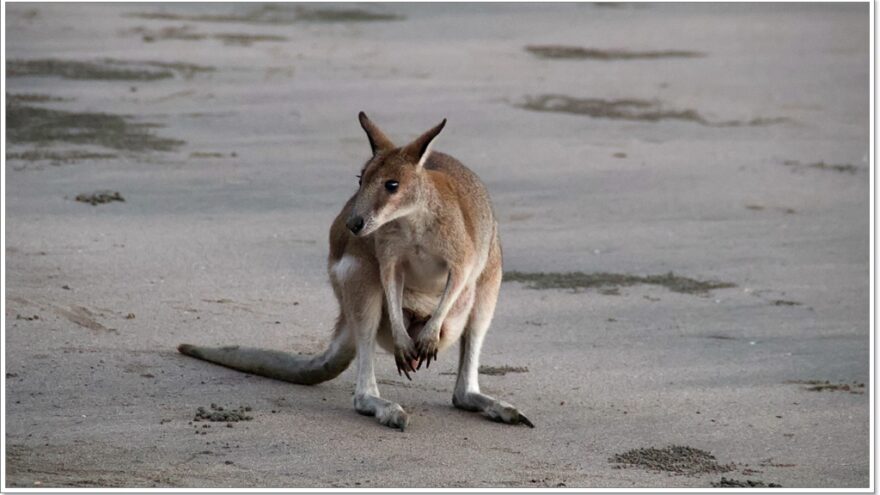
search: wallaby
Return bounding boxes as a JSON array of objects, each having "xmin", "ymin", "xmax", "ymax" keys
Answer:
[{"xmin": 178, "ymin": 113, "xmax": 533, "ymax": 430}]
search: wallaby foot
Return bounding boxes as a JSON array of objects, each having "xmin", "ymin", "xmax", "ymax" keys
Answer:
[
  {"xmin": 452, "ymin": 391, "xmax": 534, "ymax": 428},
  {"xmin": 354, "ymin": 393, "xmax": 409, "ymax": 431}
]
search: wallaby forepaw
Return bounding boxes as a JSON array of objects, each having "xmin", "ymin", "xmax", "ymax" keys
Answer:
[
  {"xmin": 394, "ymin": 340, "xmax": 419, "ymax": 380},
  {"xmin": 414, "ymin": 332, "xmax": 440, "ymax": 369}
]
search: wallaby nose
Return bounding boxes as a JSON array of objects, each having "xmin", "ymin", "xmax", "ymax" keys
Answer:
[{"xmin": 347, "ymin": 216, "xmax": 365, "ymax": 235}]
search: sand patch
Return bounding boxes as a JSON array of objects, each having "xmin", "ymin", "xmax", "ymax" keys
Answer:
[
  {"xmin": 504, "ymin": 271, "xmax": 735, "ymax": 295},
  {"xmin": 783, "ymin": 160, "xmax": 859, "ymax": 174},
  {"xmin": 7, "ymin": 93, "xmax": 72, "ymax": 104},
  {"xmin": 295, "ymin": 7, "xmax": 403, "ymax": 22},
  {"xmin": 526, "ymin": 45, "xmax": 703, "ymax": 60},
  {"xmin": 7, "ymin": 103, "xmax": 183, "ymax": 152},
  {"xmin": 759, "ymin": 458, "xmax": 797, "ymax": 468},
  {"xmin": 7, "ymin": 58, "xmax": 213, "ymax": 81},
  {"xmin": 712, "ymin": 477, "xmax": 782, "ymax": 488},
  {"xmin": 128, "ymin": 26, "xmax": 287, "ymax": 46},
  {"xmin": 6, "ymin": 150, "xmax": 117, "ymax": 164},
  {"xmin": 786, "ymin": 380, "xmax": 865, "ymax": 393},
  {"xmin": 517, "ymin": 94, "xmax": 788, "ymax": 127},
  {"xmin": 610, "ymin": 445, "xmax": 735, "ymax": 475},
  {"xmin": 54, "ymin": 306, "xmax": 116, "ymax": 333},
  {"xmin": 127, "ymin": 5, "xmax": 403, "ymax": 25}
]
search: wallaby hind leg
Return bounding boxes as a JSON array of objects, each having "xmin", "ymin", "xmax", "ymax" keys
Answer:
[
  {"xmin": 452, "ymin": 251, "xmax": 534, "ymax": 428},
  {"xmin": 337, "ymin": 256, "xmax": 409, "ymax": 430}
]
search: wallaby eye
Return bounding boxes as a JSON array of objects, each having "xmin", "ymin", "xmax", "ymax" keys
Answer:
[
  {"xmin": 356, "ymin": 174, "xmax": 362, "ymax": 186},
  {"xmin": 384, "ymin": 180, "xmax": 399, "ymax": 193}
]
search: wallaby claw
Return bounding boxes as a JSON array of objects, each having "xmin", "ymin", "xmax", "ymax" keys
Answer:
[
  {"xmin": 395, "ymin": 354, "xmax": 412, "ymax": 380},
  {"xmin": 394, "ymin": 346, "xmax": 417, "ymax": 380},
  {"xmin": 518, "ymin": 414, "xmax": 535, "ymax": 428},
  {"xmin": 415, "ymin": 338, "xmax": 439, "ymax": 370}
]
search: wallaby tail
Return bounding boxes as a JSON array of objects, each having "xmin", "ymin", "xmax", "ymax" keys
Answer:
[{"xmin": 178, "ymin": 321, "xmax": 355, "ymax": 386}]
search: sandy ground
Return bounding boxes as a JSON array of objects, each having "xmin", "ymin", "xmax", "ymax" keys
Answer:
[{"xmin": 3, "ymin": 2, "xmax": 870, "ymax": 489}]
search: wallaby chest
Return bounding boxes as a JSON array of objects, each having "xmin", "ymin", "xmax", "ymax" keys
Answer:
[{"xmin": 375, "ymin": 218, "xmax": 448, "ymax": 293}]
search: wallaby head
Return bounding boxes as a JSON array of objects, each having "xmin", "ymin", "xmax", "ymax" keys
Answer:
[{"xmin": 346, "ymin": 112, "xmax": 446, "ymax": 237}]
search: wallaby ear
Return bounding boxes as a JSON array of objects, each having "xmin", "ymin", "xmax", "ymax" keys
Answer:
[
  {"xmin": 403, "ymin": 118, "xmax": 446, "ymax": 169},
  {"xmin": 358, "ymin": 111, "xmax": 395, "ymax": 155}
]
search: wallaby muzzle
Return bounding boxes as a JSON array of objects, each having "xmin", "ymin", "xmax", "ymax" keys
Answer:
[{"xmin": 347, "ymin": 215, "xmax": 365, "ymax": 235}]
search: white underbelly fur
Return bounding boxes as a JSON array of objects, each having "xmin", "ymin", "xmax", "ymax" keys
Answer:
[
  {"xmin": 401, "ymin": 289, "xmax": 441, "ymax": 318},
  {"xmin": 331, "ymin": 254, "xmax": 474, "ymax": 354}
]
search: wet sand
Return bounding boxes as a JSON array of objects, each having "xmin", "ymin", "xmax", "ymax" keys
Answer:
[{"xmin": 4, "ymin": 2, "xmax": 869, "ymax": 488}]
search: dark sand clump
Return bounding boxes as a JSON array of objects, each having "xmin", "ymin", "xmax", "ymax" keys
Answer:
[
  {"xmin": 212, "ymin": 33, "xmax": 287, "ymax": 46},
  {"xmin": 7, "ymin": 150, "xmax": 117, "ymax": 164},
  {"xmin": 440, "ymin": 365, "xmax": 528, "ymax": 376},
  {"xmin": 190, "ymin": 151, "xmax": 226, "ymax": 158},
  {"xmin": 76, "ymin": 191, "xmax": 125, "ymax": 206},
  {"xmin": 127, "ymin": 5, "xmax": 402, "ymax": 25},
  {"xmin": 746, "ymin": 204, "xmax": 797, "ymax": 214},
  {"xmin": 712, "ymin": 477, "xmax": 782, "ymax": 488},
  {"xmin": 610, "ymin": 445, "xmax": 735, "ymax": 475},
  {"xmin": 194, "ymin": 404, "xmax": 253, "ymax": 422},
  {"xmin": 783, "ymin": 160, "xmax": 859, "ymax": 174},
  {"xmin": 130, "ymin": 26, "xmax": 287, "ymax": 46},
  {"xmin": 479, "ymin": 365, "xmax": 529, "ymax": 376},
  {"xmin": 7, "ymin": 103, "xmax": 183, "ymax": 152},
  {"xmin": 504, "ymin": 271, "xmax": 735, "ymax": 295},
  {"xmin": 786, "ymin": 380, "xmax": 865, "ymax": 393},
  {"xmin": 526, "ymin": 45, "xmax": 704, "ymax": 60},
  {"xmin": 7, "ymin": 58, "xmax": 213, "ymax": 81},
  {"xmin": 772, "ymin": 299, "xmax": 802, "ymax": 306},
  {"xmin": 518, "ymin": 94, "xmax": 788, "ymax": 127},
  {"xmin": 591, "ymin": 2, "xmax": 649, "ymax": 8}
]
